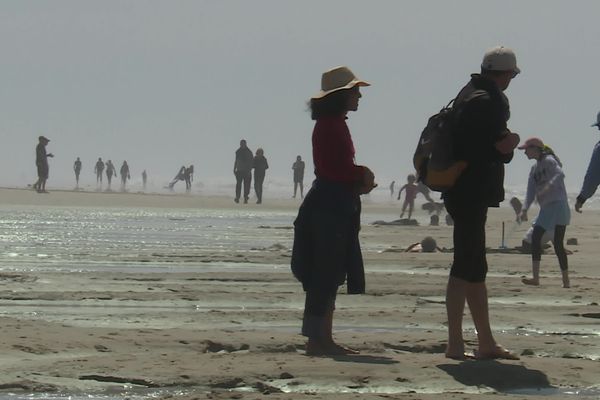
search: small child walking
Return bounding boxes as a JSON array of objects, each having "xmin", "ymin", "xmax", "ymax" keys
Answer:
[{"xmin": 398, "ymin": 174, "xmax": 418, "ymax": 219}]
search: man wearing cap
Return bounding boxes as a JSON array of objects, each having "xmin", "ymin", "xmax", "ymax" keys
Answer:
[
  {"xmin": 33, "ymin": 136, "xmax": 53, "ymax": 193},
  {"xmin": 442, "ymin": 46, "xmax": 520, "ymax": 360},
  {"xmin": 574, "ymin": 111, "xmax": 600, "ymax": 213}
]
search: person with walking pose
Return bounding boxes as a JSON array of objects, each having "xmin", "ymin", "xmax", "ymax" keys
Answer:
[{"xmin": 519, "ymin": 137, "xmax": 570, "ymax": 288}]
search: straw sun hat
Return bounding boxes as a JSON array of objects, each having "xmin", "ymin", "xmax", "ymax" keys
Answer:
[{"xmin": 311, "ymin": 66, "xmax": 370, "ymax": 99}]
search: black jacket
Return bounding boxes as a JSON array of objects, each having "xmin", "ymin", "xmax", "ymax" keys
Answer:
[
  {"xmin": 445, "ymin": 74, "xmax": 513, "ymax": 207},
  {"xmin": 291, "ymin": 179, "xmax": 365, "ymax": 294}
]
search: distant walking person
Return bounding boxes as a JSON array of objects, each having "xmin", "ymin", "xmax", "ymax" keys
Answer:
[
  {"xmin": 389, "ymin": 180, "xmax": 395, "ymax": 198},
  {"xmin": 233, "ymin": 139, "xmax": 253, "ymax": 204},
  {"xmin": 105, "ymin": 160, "xmax": 116, "ymax": 190},
  {"xmin": 398, "ymin": 174, "xmax": 418, "ymax": 219},
  {"xmin": 253, "ymin": 149, "xmax": 269, "ymax": 204},
  {"xmin": 34, "ymin": 136, "xmax": 53, "ymax": 193},
  {"xmin": 442, "ymin": 46, "xmax": 521, "ymax": 360},
  {"xmin": 575, "ymin": 111, "xmax": 600, "ymax": 213},
  {"xmin": 185, "ymin": 165, "xmax": 194, "ymax": 193},
  {"xmin": 518, "ymin": 137, "xmax": 570, "ymax": 288},
  {"xmin": 292, "ymin": 155, "xmax": 305, "ymax": 199},
  {"xmin": 94, "ymin": 158, "xmax": 105, "ymax": 187},
  {"xmin": 73, "ymin": 157, "xmax": 82, "ymax": 188},
  {"xmin": 291, "ymin": 66, "xmax": 375, "ymax": 356},
  {"xmin": 120, "ymin": 160, "xmax": 130, "ymax": 191},
  {"xmin": 142, "ymin": 169, "xmax": 147, "ymax": 191}
]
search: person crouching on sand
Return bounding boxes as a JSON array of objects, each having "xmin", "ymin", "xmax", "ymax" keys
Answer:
[
  {"xmin": 291, "ymin": 66, "xmax": 376, "ymax": 356},
  {"xmin": 519, "ymin": 137, "xmax": 570, "ymax": 288}
]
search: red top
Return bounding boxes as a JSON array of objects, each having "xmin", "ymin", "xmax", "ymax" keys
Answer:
[{"xmin": 312, "ymin": 115, "xmax": 363, "ymax": 183}]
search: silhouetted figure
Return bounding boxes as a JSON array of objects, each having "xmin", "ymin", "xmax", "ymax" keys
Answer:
[
  {"xmin": 94, "ymin": 158, "xmax": 105, "ymax": 187},
  {"xmin": 575, "ymin": 111, "xmax": 600, "ymax": 213},
  {"xmin": 291, "ymin": 66, "xmax": 374, "ymax": 356},
  {"xmin": 105, "ymin": 160, "xmax": 116, "ymax": 190},
  {"xmin": 292, "ymin": 155, "xmax": 305, "ymax": 199},
  {"xmin": 253, "ymin": 148, "xmax": 269, "ymax": 204},
  {"xmin": 120, "ymin": 160, "xmax": 130, "ymax": 191},
  {"xmin": 398, "ymin": 174, "xmax": 418, "ymax": 219},
  {"xmin": 142, "ymin": 170, "xmax": 147, "ymax": 191},
  {"xmin": 389, "ymin": 180, "xmax": 395, "ymax": 198},
  {"xmin": 168, "ymin": 166, "xmax": 186, "ymax": 190},
  {"xmin": 73, "ymin": 157, "xmax": 82, "ymax": 188},
  {"xmin": 233, "ymin": 139, "xmax": 253, "ymax": 203},
  {"xmin": 33, "ymin": 136, "xmax": 53, "ymax": 193},
  {"xmin": 185, "ymin": 165, "xmax": 194, "ymax": 193}
]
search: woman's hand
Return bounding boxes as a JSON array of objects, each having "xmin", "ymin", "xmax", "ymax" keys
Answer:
[{"xmin": 358, "ymin": 166, "xmax": 377, "ymax": 194}]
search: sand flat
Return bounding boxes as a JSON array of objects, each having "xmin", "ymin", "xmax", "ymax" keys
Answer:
[{"xmin": 1, "ymin": 187, "xmax": 599, "ymax": 399}]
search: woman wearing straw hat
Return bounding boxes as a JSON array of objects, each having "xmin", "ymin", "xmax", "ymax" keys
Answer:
[
  {"xmin": 291, "ymin": 66, "xmax": 376, "ymax": 356},
  {"xmin": 519, "ymin": 137, "xmax": 570, "ymax": 288}
]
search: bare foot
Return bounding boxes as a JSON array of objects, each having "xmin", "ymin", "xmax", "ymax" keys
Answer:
[
  {"xmin": 521, "ymin": 277, "xmax": 539, "ymax": 286},
  {"xmin": 445, "ymin": 351, "xmax": 475, "ymax": 360},
  {"xmin": 475, "ymin": 346, "xmax": 520, "ymax": 360},
  {"xmin": 306, "ymin": 341, "xmax": 359, "ymax": 356}
]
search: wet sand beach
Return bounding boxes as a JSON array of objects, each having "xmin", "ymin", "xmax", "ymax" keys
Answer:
[{"xmin": 1, "ymin": 187, "xmax": 599, "ymax": 399}]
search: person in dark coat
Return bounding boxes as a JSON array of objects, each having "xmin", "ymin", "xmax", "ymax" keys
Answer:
[
  {"xmin": 253, "ymin": 148, "xmax": 268, "ymax": 204},
  {"xmin": 292, "ymin": 155, "xmax": 305, "ymax": 199},
  {"xmin": 34, "ymin": 136, "xmax": 53, "ymax": 193},
  {"xmin": 233, "ymin": 139, "xmax": 253, "ymax": 203},
  {"xmin": 443, "ymin": 46, "xmax": 521, "ymax": 360},
  {"xmin": 291, "ymin": 66, "xmax": 376, "ymax": 356}
]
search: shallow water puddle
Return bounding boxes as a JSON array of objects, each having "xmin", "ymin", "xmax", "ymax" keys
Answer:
[{"xmin": 1, "ymin": 383, "xmax": 599, "ymax": 399}]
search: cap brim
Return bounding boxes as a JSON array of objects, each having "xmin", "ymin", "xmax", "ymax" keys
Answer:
[{"xmin": 311, "ymin": 79, "xmax": 370, "ymax": 99}]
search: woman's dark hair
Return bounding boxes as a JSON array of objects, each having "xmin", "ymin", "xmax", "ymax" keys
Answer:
[{"xmin": 308, "ymin": 88, "xmax": 353, "ymax": 120}]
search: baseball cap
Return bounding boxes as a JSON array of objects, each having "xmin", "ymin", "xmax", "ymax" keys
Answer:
[
  {"xmin": 39, "ymin": 135, "xmax": 50, "ymax": 142},
  {"xmin": 481, "ymin": 46, "xmax": 520, "ymax": 75},
  {"xmin": 518, "ymin": 137, "xmax": 544, "ymax": 150}
]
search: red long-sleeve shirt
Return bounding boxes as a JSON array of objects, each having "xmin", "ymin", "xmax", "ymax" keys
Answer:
[{"xmin": 312, "ymin": 115, "xmax": 363, "ymax": 183}]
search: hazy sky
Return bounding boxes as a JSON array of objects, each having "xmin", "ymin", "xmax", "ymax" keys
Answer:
[{"xmin": 2, "ymin": 1, "xmax": 600, "ymax": 192}]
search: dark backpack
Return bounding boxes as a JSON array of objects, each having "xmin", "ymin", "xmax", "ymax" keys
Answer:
[{"xmin": 413, "ymin": 92, "xmax": 485, "ymax": 192}]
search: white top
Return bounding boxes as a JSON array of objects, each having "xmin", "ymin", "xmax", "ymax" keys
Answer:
[{"xmin": 523, "ymin": 154, "xmax": 568, "ymax": 211}]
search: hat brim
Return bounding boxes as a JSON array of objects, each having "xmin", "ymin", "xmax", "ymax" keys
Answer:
[{"xmin": 311, "ymin": 80, "xmax": 370, "ymax": 100}]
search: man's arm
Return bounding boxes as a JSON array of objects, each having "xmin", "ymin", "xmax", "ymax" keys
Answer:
[{"xmin": 576, "ymin": 142, "xmax": 600, "ymax": 212}]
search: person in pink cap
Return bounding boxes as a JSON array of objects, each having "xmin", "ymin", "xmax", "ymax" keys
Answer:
[{"xmin": 519, "ymin": 137, "xmax": 570, "ymax": 288}]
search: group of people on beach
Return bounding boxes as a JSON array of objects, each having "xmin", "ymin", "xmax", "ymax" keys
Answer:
[
  {"xmin": 232, "ymin": 139, "xmax": 306, "ymax": 204},
  {"xmin": 91, "ymin": 157, "xmax": 137, "ymax": 192},
  {"xmin": 34, "ymin": 135, "xmax": 306, "ymax": 202},
  {"xmin": 34, "ymin": 139, "xmax": 148, "ymax": 194},
  {"xmin": 290, "ymin": 46, "xmax": 600, "ymax": 360}
]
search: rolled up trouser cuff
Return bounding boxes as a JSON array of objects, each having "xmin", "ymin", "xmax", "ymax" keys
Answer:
[{"xmin": 301, "ymin": 314, "xmax": 328, "ymax": 338}]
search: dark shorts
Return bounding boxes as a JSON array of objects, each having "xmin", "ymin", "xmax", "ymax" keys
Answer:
[
  {"xmin": 37, "ymin": 164, "xmax": 49, "ymax": 180},
  {"xmin": 445, "ymin": 199, "xmax": 488, "ymax": 283}
]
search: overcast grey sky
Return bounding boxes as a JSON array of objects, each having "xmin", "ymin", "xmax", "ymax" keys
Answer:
[{"xmin": 1, "ymin": 0, "xmax": 599, "ymax": 193}]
